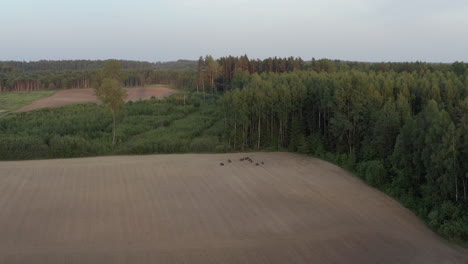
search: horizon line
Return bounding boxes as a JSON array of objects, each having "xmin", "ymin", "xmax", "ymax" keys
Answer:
[{"xmin": 0, "ymin": 57, "xmax": 465, "ymax": 65}]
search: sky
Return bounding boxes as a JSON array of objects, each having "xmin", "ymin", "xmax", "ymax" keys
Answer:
[{"xmin": 1, "ymin": 0, "xmax": 467, "ymax": 62}]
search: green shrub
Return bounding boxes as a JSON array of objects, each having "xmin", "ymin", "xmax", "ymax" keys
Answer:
[
  {"xmin": 428, "ymin": 202, "xmax": 468, "ymax": 242},
  {"xmin": 439, "ymin": 218, "xmax": 468, "ymax": 242},
  {"xmin": 203, "ymin": 120, "xmax": 225, "ymax": 137},
  {"xmin": 49, "ymin": 135, "xmax": 96, "ymax": 158},
  {"xmin": 0, "ymin": 136, "xmax": 49, "ymax": 160},
  {"xmin": 0, "ymin": 96, "xmax": 223, "ymax": 160},
  {"xmin": 190, "ymin": 136, "xmax": 219, "ymax": 152},
  {"xmin": 356, "ymin": 160, "xmax": 387, "ymax": 187},
  {"xmin": 215, "ymin": 143, "xmax": 231, "ymax": 153}
]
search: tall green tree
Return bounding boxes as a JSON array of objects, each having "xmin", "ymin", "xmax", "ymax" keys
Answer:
[
  {"xmin": 94, "ymin": 60, "xmax": 128, "ymax": 148},
  {"xmin": 205, "ymin": 55, "xmax": 220, "ymax": 93},
  {"xmin": 331, "ymin": 72, "xmax": 369, "ymax": 153},
  {"xmin": 197, "ymin": 56, "xmax": 204, "ymax": 93}
]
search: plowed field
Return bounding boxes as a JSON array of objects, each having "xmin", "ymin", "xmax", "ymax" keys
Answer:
[
  {"xmin": 0, "ymin": 153, "xmax": 466, "ymax": 263},
  {"xmin": 15, "ymin": 86, "xmax": 175, "ymax": 112}
]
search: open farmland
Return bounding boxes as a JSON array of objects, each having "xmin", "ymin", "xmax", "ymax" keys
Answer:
[
  {"xmin": 0, "ymin": 152, "xmax": 466, "ymax": 263},
  {"xmin": 0, "ymin": 90, "xmax": 56, "ymax": 113},
  {"xmin": 14, "ymin": 85, "xmax": 176, "ymax": 112}
]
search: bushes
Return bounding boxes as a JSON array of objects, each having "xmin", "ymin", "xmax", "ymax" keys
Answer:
[
  {"xmin": 190, "ymin": 136, "xmax": 219, "ymax": 152},
  {"xmin": 214, "ymin": 143, "xmax": 231, "ymax": 153},
  {"xmin": 356, "ymin": 160, "xmax": 388, "ymax": 187},
  {"xmin": 125, "ymin": 132, "xmax": 192, "ymax": 154},
  {"xmin": 153, "ymin": 137, "xmax": 190, "ymax": 153},
  {"xmin": 0, "ymin": 136, "xmax": 49, "ymax": 160},
  {"xmin": 428, "ymin": 202, "xmax": 468, "ymax": 243},
  {"xmin": 188, "ymin": 120, "xmax": 228, "ymax": 153},
  {"xmin": 303, "ymin": 135, "xmax": 326, "ymax": 156},
  {"xmin": 0, "ymin": 94, "xmax": 224, "ymax": 160},
  {"xmin": 49, "ymin": 136, "xmax": 97, "ymax": 158},
  {"xmin": 316, "ymin": 151, "xmax": 356, "ymax": 171},
  {"xmin": 116, "ymin": 106, "xmax": 221, "ymax": 155},
  {"xmin": 202, "ymin": 120, "xmax": 225, "ymax": 137}
]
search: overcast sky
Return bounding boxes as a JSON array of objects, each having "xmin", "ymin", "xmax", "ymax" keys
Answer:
[{"xmin": 1, "ymin": 0, "xmax": 467, "ymax": 62}]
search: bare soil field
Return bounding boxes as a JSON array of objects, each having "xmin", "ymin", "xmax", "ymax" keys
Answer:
[
  {"xmin": 15, "ymin": 86, "xmax": 176, "ymax": 112},
  {"xmin": 0, "ymin": 152, "xmax": 466, "ymax": 263}
]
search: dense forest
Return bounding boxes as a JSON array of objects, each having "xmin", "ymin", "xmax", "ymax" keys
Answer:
[
  {"xmin": 211, "ymin": 56, "xmax": 468, "ymax": 244},
  {"xmin": 221, "ymin": 69, "xmax": 468, "ymax": 243},
  {"xmin": 0, "ymin": 57, "xmax": 467, "ymax": 244}
]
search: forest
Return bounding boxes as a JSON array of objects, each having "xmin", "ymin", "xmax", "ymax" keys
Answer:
[
  {"xmin": 0, "ymin": 57, "xmax": 467, "ymax": 244},
  {"xmin": 221, "ymin": 68, "xmax": 468, "ymax": 244}
]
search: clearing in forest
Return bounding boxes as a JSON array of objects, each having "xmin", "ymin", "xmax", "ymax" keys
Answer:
[
  {"xmin": 14, "ymin": 85, "xmax": 176, "ymax": 112},
  {"xmin": 0, "ymin": 152, "xmax": 466, "ymax": 263}
]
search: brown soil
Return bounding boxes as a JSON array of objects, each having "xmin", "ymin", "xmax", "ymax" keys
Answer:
[
  {"xmin": 0, "ymin": 152, "xmax": 466, "ymax": 263},
  {"xmin": 15, "ymin": 86, "xmax": 176, "ymax": 112}
]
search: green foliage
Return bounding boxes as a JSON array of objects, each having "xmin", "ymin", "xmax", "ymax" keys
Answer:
[
  {"xmin": 49, "ymin": 135, "xmax": 97, "ymax": 158},
  {"xmin": 94, "ymin": 61, "xmax": 128, "ymax": 147},
  {"xmin": 116, "ymin": 105, "xmax": 220, "ymax": 154},
  {"xmin": 0, "ymin": 94, "xmax": 223, "ymax": 160},
  {"xmin": 102, "ymin": 59, "xmax": 126, "ymax": 81},
  {"xmin": 190, "ymin": 136, "xmax": 219, "ymax": 152},
  {"xmin": 0, "ymin": 136, "xmax": 49, "ymax": 160},
  {"xmin": 303, "ymin": 135, "xmax": 326, "ymax": 156},
  {"xmin": 95, "ymin": 78, "xmax": 127, "ymax": 110},
  {"xmin": 428, "ymin": 202, "xmax": 468, "ymax": 242},
  {"xmin": 450, "ymin": 61, "xmax": 467, "ymax": 76},
  {"xmin": 315, "ymin": 59, "xmax": 336, "ymax": 73},
  {"xmin": 356, "ymin": 160, "xmax": 388, "ymax": 187},
  {"xmin": 288, "ymin": 118, "xmax": 305, "ymax": 152}
]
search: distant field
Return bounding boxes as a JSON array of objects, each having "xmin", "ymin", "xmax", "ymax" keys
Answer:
[
  {"xmin": 0, "ymin": 90, "xmax": 56, "ymax": 113},
  {"xmin": 15, "ymin": 85, "xmax": 176, "ymax": 112},
  {"xmin": 0, "ymin": 152, "xmax": 466, "ymax": 263}
]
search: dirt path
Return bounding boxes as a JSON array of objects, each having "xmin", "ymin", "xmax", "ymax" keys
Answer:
[
  {"xmin": 14, "ymin": 86, "xmax": 176, "ymax": 112},
  {"xmin": 0, "ymin": 153, "xmax": 466, "ymax": 263}
]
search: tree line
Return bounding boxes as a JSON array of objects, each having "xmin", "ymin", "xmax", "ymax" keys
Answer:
[
  {"xmin": 0, "ymin": 59, "xmax": 197, "ymax": 91},
  {"xmin": 2, "ymin": 58, "xmax": 465, "ymax": 93},
  {"xmin": 187, "ymin": 56, "xmax": 465, "ymax": 94},
  {"xmin": 0, "ymin": 59, "xmax": 195, "ymax": 72}
]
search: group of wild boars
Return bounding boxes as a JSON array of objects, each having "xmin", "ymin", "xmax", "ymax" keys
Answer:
[{"xmin": 220, "ymin": 157, "xmax": 265, "ymax": 166}]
